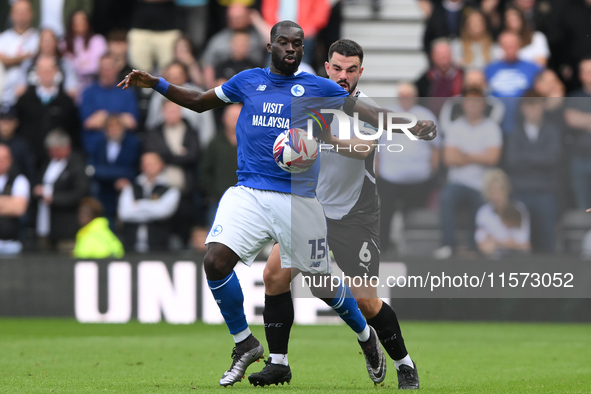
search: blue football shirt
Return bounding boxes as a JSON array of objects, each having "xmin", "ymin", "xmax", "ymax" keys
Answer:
[{"xmin": 215, "ymin": 67, "xmax": 349, "ymax": 197}]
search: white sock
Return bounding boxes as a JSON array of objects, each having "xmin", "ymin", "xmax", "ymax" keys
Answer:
[
  {"xmin": 356, "ymin": 324, "xmax": 371, "ymax": 342},
  {"xmin": 269, "ymin": 353, "xmax": 289, "ymax": 366},
  {"xmin": 394, "ymin": 354, "xmax": 414, "ymax": 370},
  {"xmin": 232, "ymin": 328, "xmax": 251, "ymax": 344}
]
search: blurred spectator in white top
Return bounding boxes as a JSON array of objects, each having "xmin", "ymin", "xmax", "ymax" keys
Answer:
[
  {"xmin": 61, "ymin": 10, "xmax": 107, "ymax": 95},
  {"xmin": 493, "ymin": 5, "xmax": 549, "ymax": 67},
  {"xmin": 173, "ymin": 36, "xmax": 204, "ymax": 88},
  {"xmin": 434, "ymin": 88, "xmax": 502, "ymax": 259},
  {"xmin": 145, "ymin": 61, "xmax": 215, "ymax": 148},
  {"xmin": 17, "ymin": 28, "xmax": 78, "ymax": 99},
  {"xmin": 0, "ymin": 144, "xmax": 29, "ymax": 255},
  {"xmin": 201, "ymin": 4, "xmax": 266, "ymax": 89},
  {"xmin": 118, "ymin": 152, "xmax": 181, "ymax": 252},
  {"xmin": 439, "ymin": 69, "xmax": 505, "ymax": 137},
  {"xmin": 33, "ymin": 129, "xmax": 88, "ymax": 252},
  {"xmin": 451, "ymin": 9, "xmax": 498, "ymax": 70},
  {"xmin": 0, "ymin": 0, "xmax": 39, "ymax": 106},
  {"xmin": 476, "ymin": 168, "xmax": 530, "ymax": 258},
  {"xmin": 378, "ymin": 82, "xmax": 440, "ymax": 253}
]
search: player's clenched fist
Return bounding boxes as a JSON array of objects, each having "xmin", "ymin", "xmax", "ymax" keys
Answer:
[
  {"xmin": 117, "ymin": 69, "xmax": 158, "ymax": 90},
  {"xmin": 410, "ymin": 120, "xmax": 437, "ymax": 141}
]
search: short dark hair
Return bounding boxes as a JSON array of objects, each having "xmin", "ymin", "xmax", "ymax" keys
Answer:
[
  {"xmin": 520, "ymin": 89, "xmax": 544, "ymax": 106},
  {"xmin": 463, "ymin": 87, "xmax": 484, "ymax": 97},
  {"xmin": 270, "ymin": 20, "xmax": 303, "ymax": 42},
  {"xmin": 107, "ymin": 29, "xmax": 128, "ymax": 42},
  {"xmin": 79, "ymin": 197, "xmax": 104, "ymax": 219},
  {"xmin": 328, "ymin": 39, "xmax": 364, "ymax": 65}
]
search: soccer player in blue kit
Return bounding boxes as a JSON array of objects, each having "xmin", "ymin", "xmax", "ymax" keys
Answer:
[
  {"xmin": 252, "ymin": 39, "xmax": 422, "ymax": 389},
  {"xmin": 119, "ymin": 20, "xmax": 436, "ymax": 387}
]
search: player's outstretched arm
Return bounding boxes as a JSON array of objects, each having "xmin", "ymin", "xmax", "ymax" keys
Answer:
[
  {"xmin": 347, "ymin": 98, "xmax": 437, "ymax": 141},
  {"xmin": 118, "ymin": 70, "xmax": 226, "ymax": 113}
]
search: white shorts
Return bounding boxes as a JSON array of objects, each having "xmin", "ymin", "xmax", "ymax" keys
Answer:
[{"xmin": 206, "ymin": 185, "xmax": 331, "ymax": 274}]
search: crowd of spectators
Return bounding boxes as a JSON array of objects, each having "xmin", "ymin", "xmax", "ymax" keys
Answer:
[
  {"xmin": 1, "ymin": 0, "xmax": 590, "ymax": 259},
  {"xmin": 0, "ymin": 0, "xmax": 339, "ymax": 256},
  {"xmin": 375, "ymin": 0, "xmax": 591, "ymax": 258}
]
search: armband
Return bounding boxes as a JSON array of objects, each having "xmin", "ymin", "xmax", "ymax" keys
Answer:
[{"xmin": 154, "ymin": 77, "xmax": 170, "ymax": 95}]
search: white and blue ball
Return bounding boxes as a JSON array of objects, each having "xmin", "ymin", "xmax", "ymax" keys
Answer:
[{"xmin": 273, "ymin": 128, "xmax": 318, "ymax": 173}]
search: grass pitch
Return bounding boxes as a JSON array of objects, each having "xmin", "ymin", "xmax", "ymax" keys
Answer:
[{"xmin": 0, "ymin": 319, "xmax": 589, "ymax": 393}]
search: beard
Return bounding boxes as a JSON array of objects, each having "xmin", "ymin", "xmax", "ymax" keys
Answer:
[
  {"xmin": 336, "ymin": 79, "xmax": 357, "ymax": 95},
  {"xmin": 271, "ymin": 51, "xmax": 301, "ymax": 75}
]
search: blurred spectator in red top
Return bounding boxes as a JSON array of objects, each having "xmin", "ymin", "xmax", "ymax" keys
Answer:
[
  {"xmin": 416, "ymin": 38, "xmax": 464, "ymax": 116},
  {"xmin": 258, "ymin": 0, "xmax": 331, "ymax": 66}
]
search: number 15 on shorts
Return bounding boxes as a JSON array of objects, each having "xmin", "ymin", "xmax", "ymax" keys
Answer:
[{"xmin": 308, "ymin": 238, "xmax": 327, "ymax": 259}]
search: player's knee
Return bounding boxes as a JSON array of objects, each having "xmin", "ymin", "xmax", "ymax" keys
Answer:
[
  {"xmin": 356, "ymin": 297, "xmax": 382, "ymax": 319},
  {"xmin": 263, "ymin": 265, "xmax": 291, "ymax": 295},
  {"xmin": 203, "ymin": 246, "xmax": 236, "ymax": 281}
]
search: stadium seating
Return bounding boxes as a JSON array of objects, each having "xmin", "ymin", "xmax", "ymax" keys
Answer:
[{"xmin": 343, "ymin": 0, "xmax": 427, "ymax": 97}]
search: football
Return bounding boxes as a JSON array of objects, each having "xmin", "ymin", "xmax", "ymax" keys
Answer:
[{"xmin": 273, "ymin": 128, "xmax": 318, "ymax": 173}]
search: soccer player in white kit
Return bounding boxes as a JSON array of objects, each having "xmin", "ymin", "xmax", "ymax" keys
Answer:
[
  {"xmin": 119, "ymin": 22, "xmax": 436, "ymax": 387},
  {"xmin": 252, "ymin": 40, "xmax": 422, "ymax": 389}
]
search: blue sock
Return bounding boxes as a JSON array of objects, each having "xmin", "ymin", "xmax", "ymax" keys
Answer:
[
  {"xmin": 207, "ymin": 271, "xmax": 248, "ymax": 335},
  {"xmin": 324, "ymin": 280, "xmax": 367, "ymax": 334}
]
